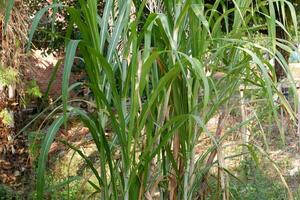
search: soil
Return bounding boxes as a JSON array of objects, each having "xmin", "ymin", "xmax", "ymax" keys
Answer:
[{"xmin": 22, "ymin": 50, "xmax": 84, "ymax": 98}]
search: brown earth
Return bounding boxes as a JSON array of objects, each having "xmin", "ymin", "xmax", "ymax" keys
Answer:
[{"xmin": 22, "ymin": 50, "xmax": 84, "ymax": 98}]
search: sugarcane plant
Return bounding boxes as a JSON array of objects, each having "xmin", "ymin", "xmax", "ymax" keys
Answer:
[{"xmin": 20, "ymin": 0, "xmax": 300, "ymax": 199}]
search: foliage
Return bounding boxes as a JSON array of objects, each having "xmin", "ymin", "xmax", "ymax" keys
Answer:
[
  {"xmin": 32, "ymin": 173, "xmax": 82, "ymax": 200},
  {"xmin": 24, "ymin": 0, "xmax": 299, "ymax": 199},
  {"xmin": 0, "ymin": 184, "xmax": 18, "ymax": 200},
  {"xmin": 24, "ymin": 0, "xmax": 80, "ymax": 53},
  {"xmin": 0, "ymin": 65, "xmax": 18, "ymax": 86},
  {"xmin": 0, "ymin": 108, "xmax": 13, "ymax": 126},
  {"xmin": 229, "ymin": 158, "xmax": 288, "ymax": 200},
  {"xmin": 28, "ymin": 131, "xmax": 44, "ymax": 167},
  {"xmin": 26, "ymin": 80, "xmax": 43, "ymax": 98}
]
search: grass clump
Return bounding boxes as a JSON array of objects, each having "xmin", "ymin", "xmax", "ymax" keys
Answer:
[
  {"xmin": 0, "ymin": 65, "xmax": 18, "ymax": 87},
  {"xmin": 230, "ymin": 158, "xmax": 288, "ymax": 200},
  {"xmin": 0, "ymin": 108, "xmax": 13, "ymax": 126},
  {"xmin": 13, "ymin": 0, "xmax": 299, "ymax": 199}
]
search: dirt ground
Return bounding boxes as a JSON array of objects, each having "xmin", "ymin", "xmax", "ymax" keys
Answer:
[{"xmin": 23, "ymin": 50, "xmax": 84, "ymax": 98}]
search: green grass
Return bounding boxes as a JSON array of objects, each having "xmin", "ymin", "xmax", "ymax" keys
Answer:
[
  {"xmin": 0, "ymin": 185, "xmax": 19, "ymax": 200},
  {"xmin": 229, "ymin": 158, "xmax": 288, "ymax": 200}
]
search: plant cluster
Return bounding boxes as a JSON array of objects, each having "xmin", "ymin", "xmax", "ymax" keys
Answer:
[
  {"xmin": 19, "ymin": 0, "xmax": 300, "ymax": 199},
  {"xmin": 0, "ymin": 108, "xmax": 13, "ymax": 126},
  {"xmin": 0, "ymin": 64, "xmax": 18, "ymax": 87}
]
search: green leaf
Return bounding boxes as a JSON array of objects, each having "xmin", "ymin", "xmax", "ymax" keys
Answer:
[
  {"xmin": 27, "ymin": 3, "xmax": 64, "ymax": 51},
  {"xmin": 45, "ymin": 176, "xmax": 81, "ymax": 193},
  {"xmin": 62, "ymin": 40, "xmax": 80, "ymax": 125},
  {"xmin": 36, "ymin": 116, "xmax": 64, "ymax": 199},
  {"xmin": 3, "ymin": 0, "xmax": 14, "ymax": 33}
]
